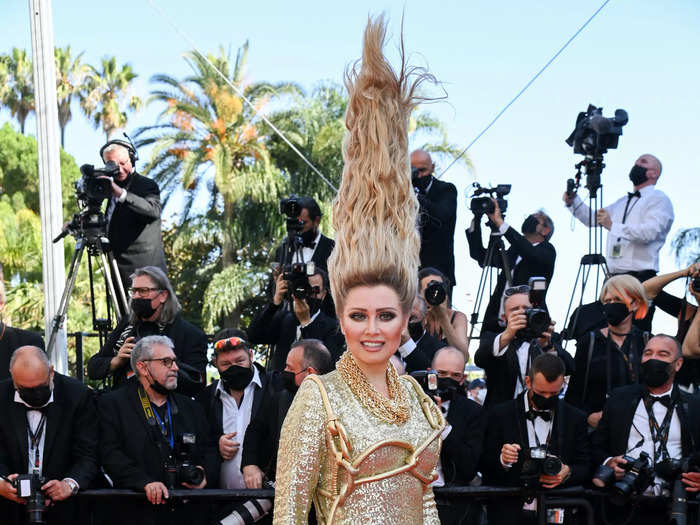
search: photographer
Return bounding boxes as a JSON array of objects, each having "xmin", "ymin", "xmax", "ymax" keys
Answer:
[
  {"xmin": 563, "ymin": 154, "xmax": 674, "ymax": 331},
  {"xmin": 100, "ymin": 140, "xmax": 167, "ymax": 290},
  {"xmin": 397, "ymin": 294, "xmax": 447, "ymax": 374},
  {"xmin": 99, "ymin": 335, "xmax": 218, "ymax": 525},
  {"xmin": 474, "ymin": 286, "xmax": 573, "ymax": 407},
  {"xmin": 410, "ymin": 149, "xmax": 458, "ymax": 291},
  {"xmin": 467, "ymin": 200, "xmax": 556, "ymax": 334},
  {"xmin": 591, "ymin": 335, "xmax": 700, "ymax": 525},
  {"xmin": 0, "ymin": 280, "xmax": 45, "ymax": 381},
  {"xmin": 248, "ymin": 267, "xmax": 343, "ymax": 371},
  {"xmin": 87, "ymin": 266, "xmax": 208, "ymax": 395},
  {"xmin": 419, "ymin": 267, "xmax": 469, "ymax": 359},
  {"xmin": 565, "ymin": 275, "xmax": 650, "ymax": 429},
  {"xmin": 480, "ymin": 353, "xmax": 590, "ymax": 525},
  {"xmin": 0, "ymin": 346, "xmax": 98, "ymax": 524}
]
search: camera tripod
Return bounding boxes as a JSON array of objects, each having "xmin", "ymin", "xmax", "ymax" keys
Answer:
[
  {"xmin": 46, "ymin": 210, "xmax": 128, "ymax": 362},
  {"xmin": 467, "ymin": 223, "xmax": 514, "ymax": 347},
  {"xmin": 561, "ymin": 156, "xmax": 609, "ymax": 344}
]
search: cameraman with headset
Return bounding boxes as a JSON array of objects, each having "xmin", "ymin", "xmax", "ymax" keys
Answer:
[
  {"xmin": 99, "ymin": 139, "xmax": 167, "ymax": 290},
  {"xmin": 467, "ymin": 199, "xmax": 556, "ymax": 334}
]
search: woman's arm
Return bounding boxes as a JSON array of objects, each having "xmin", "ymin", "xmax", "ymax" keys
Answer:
[
  {"xmin": 644, "ymin": 264, "xmax": 699, "ymax": 300},
  {"xmin": 682, "ymin": 284, "xmax": 700, "ymax": 358}
]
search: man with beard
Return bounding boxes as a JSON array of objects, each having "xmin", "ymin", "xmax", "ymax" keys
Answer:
[
  {"xmin": 99, "ymin": 140, "xmax": 167, "ymax": 291},
  {"xmin": 592, "ymin": 335, "xmax": 700, "ymax": 524},
  {"xmin": 87, "ymin": 266, "xmax": 208, "ymax": 395},
  {"xmin": 248, "ymin": 268, "xmax": 343, "ymax": 371},
  {"xmin": 99, "ymin": 336, "xmax": 218, "ymax": 525}
]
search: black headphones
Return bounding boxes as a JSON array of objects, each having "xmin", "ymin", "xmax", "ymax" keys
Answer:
[{"xmin": 99, "ymin": 134, "xmax": 138, "ymax": 166}]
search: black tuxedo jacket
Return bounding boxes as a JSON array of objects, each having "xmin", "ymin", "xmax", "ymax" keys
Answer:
[
  {"xmin": 194, "ymin": 363, "xmax": 268, "ymax": 449},
  {"xmin": 241, "ymin": 377, "xmax": 294, "ymax": 481},
  {"xmin": 467, "ymin": 223, "xmax": 556, "ymax": 333},
  {"xmin": 274, "ymin": 234, "xmax": 334, "ymax": 273},
  {"xmin": 0, "ymin": 323, "xmax": 44, "ymax": 381},
  {"xmin": 474, "ymin": 332, "xmax": 574, "ymax": 408},
  {"xmin": 0, "ymin": 373, "xmax": 98, "ymax": 524},
  {"xmin": 247, "ymin": 303, "xmax": 344, "ymax": 371},
  {"xmin": 591, "ymin": 383, "xmax": 700, "ymax": 467},
  {"xmin": 481, "ymin": 393, "xmax": 590, "ymax": 525},
  {"xmin": 418, "ymin": 178, "xmax": 457, "ymax": 286},
  {"xmin": 87, "ymin": 314, "xmax": 208, "ymax": 395},
  {"xmin": 106, "ymin": 172, "xmax": 167, "ymax": 284},
  {"xmin": 441, "ymin": 395, "xmax": 486, "ymax": 486},
  {"xmin": 402, "ymin": 331, "xmax": 447, "ymax": 374}
]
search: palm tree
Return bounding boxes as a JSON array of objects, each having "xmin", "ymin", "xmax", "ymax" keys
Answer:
[
  {"xmin": 4, "ymin": 48, "xmax": 35, "ymax": 134},
  {"xmin": 136, "ymin": 44, "xmax": 295, "ymax": 328},
  {"xmin": 80, "ymin": 56, "xmax": 142, "ymax": 140},
  {"xmin": 54, "ymin": 46, "xmax": 88, "ymax": 148},
  {"xmin": 671, "ymin": 228, "xmax": 700, "ymax": 267}
]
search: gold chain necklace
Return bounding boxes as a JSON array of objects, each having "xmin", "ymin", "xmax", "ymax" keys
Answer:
[{"xmin": 337, "ymin": 351, "xmax": 410, "ymax": 425}]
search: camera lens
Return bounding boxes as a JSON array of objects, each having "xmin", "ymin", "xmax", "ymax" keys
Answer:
[
  {"xmin": 542, "ymin": 456, "xmax": 562, "ymax": 476},
  {"xmin": 424, "ymin": 280, "xmax": 447, "ymax": 306}
]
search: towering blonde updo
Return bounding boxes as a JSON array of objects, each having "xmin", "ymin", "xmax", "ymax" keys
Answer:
[{"xmin": 328, "ymin": 15, "xmax": 434, "ymax": 315}]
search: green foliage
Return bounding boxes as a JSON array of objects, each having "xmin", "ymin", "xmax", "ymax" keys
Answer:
[
  {"xmin": 1, "ymin": 48, "xmax": 34, "ymax": 134},
  {"xmin": 55, "ymin": 46, "xmax": 89, "ymax": 147}
]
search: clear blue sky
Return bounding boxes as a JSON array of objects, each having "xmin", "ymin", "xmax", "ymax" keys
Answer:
[{"xmin": 3, "ymin": 0, "xmax": 699, "ymax": 342}]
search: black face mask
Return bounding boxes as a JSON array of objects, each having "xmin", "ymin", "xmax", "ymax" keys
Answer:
[
  {"xmin": 18, "ymin": 383, "xmax": 52, "ymax": 408},
  {"xmin": 629, "ymin": 165, "xmax": 648, "ymax": 186},
  {"xmin": 307, "ymin": 298, "xmax": 322, "ymax": 316},
  {"xmin": 602, "ymin": 302, "xmax": 630, "ymax": 326},
  {"xmin": 131, "ymin": 298, "xmax": 157, "ymax": 319},
  {"xmin": 521, "ymin": 215, "xmax": 539, "ymax": 235},
  {"xmin": 531, "ymin": 391, "xmax": 558, "ymax": 411},
  {"xmin": 412, "ymin": 173, "xmax": 432, "ymax": 192},
  {"xmin": 300, "ymin": 228, "xmax": 317, "ymax": 246},
  {"xmin": 640, "ymin": 359, "xmax": 673, "ymax": 388},
  {"xmin": 282, "ymin": 371, "xmax": 299, "ymax": 394},
  {"xmin": 408, "ymin": 321, "xmax": 424, "ymax": 342},
  {"xmin": 437, "ymin": 377, "xmax": 460, "ymax": 402},
  {"xmin": 220, "ymin": 365, "xmax": 253, "ymax": 392}
]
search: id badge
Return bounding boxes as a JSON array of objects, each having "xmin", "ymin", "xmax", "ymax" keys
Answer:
[
  {"xmin": 547, "ymin": 508, "xmax": 565, "ymax": 524},
  {"xmin": 611, "ymin": 242, "xmax": 622, "ymax": 258}
]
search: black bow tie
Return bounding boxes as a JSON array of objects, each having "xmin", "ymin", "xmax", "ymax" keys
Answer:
[
  {"xmin": 302, "ymin": 241, "xmax": 316, "ymax": 249},
  {"xmin": 647, "ymin": 394, "xmax": 672, "ymax": 409},
  {"xmin": 627, "ymin": 191, "xmax": 641, "ymax": 199},
  {"xmin": 526, "ymin": 409, "xmax": 551, "ymax": 422}
]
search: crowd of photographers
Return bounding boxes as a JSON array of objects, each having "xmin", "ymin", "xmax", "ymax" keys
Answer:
[{"xmin": 0, "ymin": 138, "xmax": 699, "ymax": 525}]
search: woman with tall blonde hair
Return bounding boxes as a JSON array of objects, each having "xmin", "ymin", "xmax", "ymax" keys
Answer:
[
  {"xmin": 565, "ymin": 274, "xmax": 650, "ymax": 429},
  {"xmin": 273, "ymin": 16, "xmax": 444, "ymax": 524}
]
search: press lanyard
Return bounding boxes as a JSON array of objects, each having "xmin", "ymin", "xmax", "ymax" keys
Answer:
[
  {"xmin": 137, "ymin": 385, "xmax": 174, "ymax": 449},
  {"xmin": 643, "ymin": 395, "xmax": 675, "ymax": 463},
  {"xmin": 622, "ymin": 194, "xmax": 640, "ymax": 224},
  {"xmin": 27, "ymin": 413, "xmax": 47, "ymax": 469}
]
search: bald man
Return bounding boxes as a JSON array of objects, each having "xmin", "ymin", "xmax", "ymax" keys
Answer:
[
  {"xmin": 564, "ymin": 154, "xmax": 674, "ymax": 330},
  {"xmin": 0, "ymin": 346, "xmax": 98, "ymax": 524},
  {"xmin": 410, "ymin": 149, "xmax": 458, "ymax": 289}
]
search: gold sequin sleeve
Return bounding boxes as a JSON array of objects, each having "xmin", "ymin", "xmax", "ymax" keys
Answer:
[
  {"xmin": 422, "ymin": 485, "xmax": 440, "ymax": 524},
  {"xmin": 273, "ymin": 376, "xmax": 327, "ymax": 524}
]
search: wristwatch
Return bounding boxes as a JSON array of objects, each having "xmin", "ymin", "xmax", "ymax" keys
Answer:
[{"xmin": 62, "ymin": 478, "xmax": 79, "ymax": 496}]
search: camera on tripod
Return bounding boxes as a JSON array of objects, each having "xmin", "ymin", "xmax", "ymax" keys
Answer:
[
  {"xmin": 5, "ymin": 471, "xmax": 48, "ymax": 525},
  {"xmin": 410, "ymin": 370, "xmax": 460, "ymax": 402},
  {"xmin": 518, "ymin": 277, "xmax": 551, "ymax": 340},
  {"xmin": 280, "ymin": 195, "xmax": 304, "ymax": 231},
  {"xmin": 520, "ymin": 445, "xmax": 563, "ymax": 490},
  {"xmin": 163, "ymin": 433, "xmax": 205, "ymax": 489},
  {"xmin": 76, "ymin": 162, "xmax": 119, "ymax": 207},
  {"xmin": 565, "ymin": 104, "xmax": 628, "ymax": 158},
  {"xmin": 469, "ymin": 182, "xmax": 511, "ymax": 217},
  {"xmin": 592, "ymin": 451, "xmax": 654, "ymax": 505}
]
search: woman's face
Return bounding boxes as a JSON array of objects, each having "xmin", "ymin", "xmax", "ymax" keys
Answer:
[
  {"xmin": 601, "ymin": 287, "xmax": 638, "ymax": 312},
  {"xmin": 339, "ymin": 285, "xmax": 408, "ymax": 371}
]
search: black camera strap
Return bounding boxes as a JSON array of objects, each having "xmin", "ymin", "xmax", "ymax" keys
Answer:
[
  {"xmin": 26, "ymin": 413, "xmax": 47, "ymax": 470},
  {"xmin": 604, "ymin": 332, "xmax": 636, "ymax": 397},
  {"xmin": 137, "ymin": 385, "xmax": 174, "ymax": 450},
  {"xmin": 642, "ymin": 392, "xmax": 676, "ymax": 464}
]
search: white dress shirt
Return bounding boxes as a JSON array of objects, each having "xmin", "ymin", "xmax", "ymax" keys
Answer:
[
  {"xmin": 218, "ymin": 366, "xmax": 262, "ymax": 489},
  {"xmin": 492, "ymin": 333, "xmax": 531, "ymax": 397},
  {"xmin": 300, "ymin": 231, "xmax": 321, "ymax": 265},
  {"xmin": 566, "ymin": 185, "xmax": 674, "ymax": 274}
]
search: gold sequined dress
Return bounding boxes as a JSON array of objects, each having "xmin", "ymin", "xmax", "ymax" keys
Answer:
[{"xmin": 273, "ymin": 357, "xmax": 445, "ymax": 524}]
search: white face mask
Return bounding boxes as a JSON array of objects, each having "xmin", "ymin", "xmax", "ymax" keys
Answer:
[{"xmin": 476, "ymin": 389, "xmax": 486, "ymax": 404}]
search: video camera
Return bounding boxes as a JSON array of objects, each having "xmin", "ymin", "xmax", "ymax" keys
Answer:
[
  {"xmin": 565, "ymin": 104, "xmax": 628, "ymax": 158},
  {"xmin": 593, "ymin": 451, "xmax": 654, "ymax": 506},
  {"xmin": 470, "ymin": 182, "xmax": 511, "ymax": 217},
  {"xmin": 517, "ymin": 277, "xmax": 551, "ymax": 340},
  {"xmin": 3, "ymin": 471, "xmax": 47, "ymax": 524},
  {"xmin": 410, "ymin": 370, "xmax": 460, "ymax": 402},
  {"xmin": 76, "ymin": 162, "xmax": 119, "ymax": 208},
  {"xmin": 424, "ymin": 280, "xmax": 448, "ymax": 306},
  {"xmin": 163, "ymin": 433, "xmax": 205, "ymax": 490},
  {"xmin": 520, "ymin": 445, "xmax": 563, "ymax": 490}
]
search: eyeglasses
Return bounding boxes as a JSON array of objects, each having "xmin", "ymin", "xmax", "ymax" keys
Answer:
[
  {"xmin": 129, "ymin": 287, "xmax": 162, "ymax": 297},
  {"xmin": 504, "ymin": 285, "xmax": 530, "ymax": 297},
  {"xmin": 214, "ymin": 336, "xmax": 248, "ymax": 352},
  {"xmin": 143, "ymin": 357, "xmax": 178, "ymax": 369}
]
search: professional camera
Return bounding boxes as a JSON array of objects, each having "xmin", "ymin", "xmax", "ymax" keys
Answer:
[
  {"xmin": 593, "ymin": 452, "xmax": 654, "ymax": 505},
  {"xmin": 76, "ymin": 162, "xmax": 119, "ymax": 206},
  {"xmin": 656, "ymin": 453, "xmax": 700, "ymax": 525},
  {"xmin": 163, "ymin": 433, "xmax": 205, "ymax": 490},
  {"xmin": 424, "ymin": 280, "xmax": 448, "ymax": 306},
  {"xmin": 565, "ymin": 104, "xmax": 628, "ymax": 157},
  {"xmin": 470, "ymin": 182, "xmax": 511, "ymax": 216},
  {"xmin": 282, "ymin": 261, "xmax": 316, "ymax": 300},
  {"xmin": 520, "ymin": 446, "xmax": 563, "ymax": 490},
  {"xmin": 220, "ymin": 480, "xmax": 275, "ymax": 525},
  {"xmin": 280, "ymin": 195, "xmax": 302, "ymax": 221},
  {"xmin": 693, "ymin": 276, "xmax": 700, "ymax": 293},
  {"xmin": 517, "ymin": 277, "xmax": 551, "ymax": 340},
  {"xmin": 8, "ymin": 471, "xmax": 47, "ymax": 525},
  {"xmin": 410, "ymin": 369, "xmax": 460, "ymax": 402}
]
